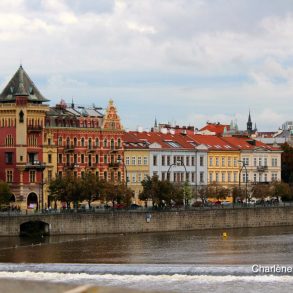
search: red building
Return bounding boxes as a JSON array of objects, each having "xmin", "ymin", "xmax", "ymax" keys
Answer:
[{"xmin": 0, "ymin": 66, "xmax": 125, "ymax": 210}]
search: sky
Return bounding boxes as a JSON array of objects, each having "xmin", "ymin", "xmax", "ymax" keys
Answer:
[{"xmin": 0, "ymin": 0, "xmax": 292, "ymax": 131}]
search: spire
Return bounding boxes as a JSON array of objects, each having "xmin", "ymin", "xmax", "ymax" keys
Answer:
[
  {"xmin": 15, "ymin": 65, "xmax": 28, "ymax": 96},
  {"xmin": 154, "ymin": 117, "xmax": 158, "ymax": 128},
  {"xmin": 71, "ymin": 98, "xmax": 75, "ymax": 108},
  {"xmin": 247, "ymin": 110, "xmax": 253, "ymax": 134},
  {"xmin": 248, "ymin": 109, "xmax": 252, "ymax": 123}
]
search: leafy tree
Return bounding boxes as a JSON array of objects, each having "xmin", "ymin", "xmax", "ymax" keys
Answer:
[
  {"xmin": 80, "ymin": 172, "xmax": 100, "ymax": 208},
  {"xmin": 183, "ymin": 181, "xmax": 192, "ymax": 206},
  {"xmin": 0, "ymin": 181, "xmax": 11, "ymax": 207},
  {"xmin": 272, "ymin": 181, "xmax": 292, "ymax": 201},
  {"xmin": 251, "ymin": 184, "xmax": 272, "ymax": 199},
  {"xmin": 281, "ymin": 143, "xmax": 293, "ymax": 183}
]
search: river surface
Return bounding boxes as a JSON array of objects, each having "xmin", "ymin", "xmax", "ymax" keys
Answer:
[{"xmin": 0, "ymin": 226, "xmax": 293, "ymax": 292}]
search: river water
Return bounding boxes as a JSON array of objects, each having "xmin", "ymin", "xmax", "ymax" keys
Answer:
[{"xmin": 0, "ymin": 226, "xmax": 293, "ymax": 292}]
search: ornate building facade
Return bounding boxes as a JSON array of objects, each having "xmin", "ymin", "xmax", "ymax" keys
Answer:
[{"xmin": 0, "ymin": 66, "xmax": 124, "ymax": 209}]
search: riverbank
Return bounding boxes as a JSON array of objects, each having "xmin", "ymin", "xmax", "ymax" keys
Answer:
[
  {"xmin": 0, "ymin": 278, "xmax": 149, "ymax": 293},
  {"xmin": 1, "ymin": 205, "xmax": 293, "ymax": 236}
]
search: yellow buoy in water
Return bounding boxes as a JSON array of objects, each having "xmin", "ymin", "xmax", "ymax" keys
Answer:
[{"xmin": 222, "ymin": 232, "xmax": 228, "ymax": 238}]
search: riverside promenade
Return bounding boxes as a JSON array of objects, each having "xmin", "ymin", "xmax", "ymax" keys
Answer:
[{"xmin": 1, "ymin": 205, "xmax": 293, "ymax": 236}]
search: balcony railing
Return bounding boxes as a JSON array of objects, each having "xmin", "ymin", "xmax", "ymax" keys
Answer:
[
  {"xmin": 257, "ymin": 166, "xmax": 268, "ymax": 172},
  {"xmin": 64, "ymin": 145, "xmax": 75, "ymax": 152},
  {"xmin": 87, "ymin": 147, "xmax": 96, "ymax": 153},
  {"xmin": 25, "ymin": 161, "xmax": 46, "ymax": 171},
  {"xmin": 64, "ymin": 163, "xmax": 79, "ymax": 170},
  {"xmin": 108, "ymin": 162, "xmax": 120, "ymax": 169},
  {"xmin": 27, "ymin": 125, "xmax": 42, "ymax": 133}
]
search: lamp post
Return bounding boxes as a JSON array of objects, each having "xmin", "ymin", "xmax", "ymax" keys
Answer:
[
  {"xmin": 117, "ymin": 158, "xmax": 128, "ymax": 187},
  {"xmin": 238, "ymin": 160, "xmax": 248, "ymax": 204},
  {"xmin": 167, "ymin": 159, "xmax": 188, "ymax": 205}
]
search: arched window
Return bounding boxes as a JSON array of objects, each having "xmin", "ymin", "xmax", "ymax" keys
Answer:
[
  {"xmin": 95, "ymin": 138, "xmax": 99, "ymax": 147},
  {"xmin": 110, "ymin": 139, "xmax": 114, "ymax": 150},
  {"xmin": 88, "ymin": 138, "xmax": 92, "ymax": 149},
  {"xmin": 74, "ymin": 137, "xmax": 77, "ymax": 147},
  {"xmin": 19, "ymin": 110, "xmax": 24, "ymax": 123},
  {"xmin": 58, "ymin": 137, "xmax": 62, "ymax": 146},
  {"xmin": 66, "ymin": 137, "xmax": 70, "ymax": 147},
  {"xmin": 81, "ymin": 137, "xmax": 85, "ymax": 147},
  {"xmin": 117, "ymin": 138, "xmax": 121, "ymax": 148},
  {"xmin": 103, "ymin": 139, "xmax": 107, "ymax": 148}
]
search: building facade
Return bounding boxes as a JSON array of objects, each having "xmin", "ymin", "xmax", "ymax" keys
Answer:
[{"xmin": 0, "ymin": 66, "xmax": 125, "ymax": 209}]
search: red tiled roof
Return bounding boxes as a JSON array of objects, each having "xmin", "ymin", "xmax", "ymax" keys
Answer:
[{"xmin": 200, "ymin": 123, "xmax": 230, "ymax": 135}]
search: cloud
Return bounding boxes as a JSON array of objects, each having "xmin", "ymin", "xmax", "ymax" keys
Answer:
[{"xmin": 0, "ymin": 0, "xmax": 292, "ymax": 131}]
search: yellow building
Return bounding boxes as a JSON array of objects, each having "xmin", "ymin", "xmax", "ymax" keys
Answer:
[
  {"xmin": 123, "ymin": 133, "xmax": 150, "ymax": 203},
  {"xmin": 189, "ymin": 135, "xmax": 240, "ymax": 188}
]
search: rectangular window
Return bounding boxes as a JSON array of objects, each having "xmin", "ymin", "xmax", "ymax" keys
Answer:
[
  {"xmin": 81, "ymin": 154, "xmax": 85, "ymax": 164},
  {"xmin": 162, "ymin": 155, "xmax": 165, "ymax": 166},
  {"xmin": 209, "ymin": 172, "xmax": 213, "ymax": 183},
  {"xmin": 143, "ymin": 157, "xmax": 148, "ymax": 165},
  {"xmin": 186, "ymin": 172, "xmax": 190, "ymax": 181},
  {"xmin": 186, "ymin": 156, "xmax": 190, "ymax": 166},
  {"xmin": 29, "ymin": 170, "xmax": 36, "ymax": 183},
  {"xmin": 103, "ymin": 155, "xmax": 107, "ymax": 164},
  {"xmin": 6, "ymin": 170, "xmax": 13, "ymax": 183},
  {"xmin": 191, "ymin": 156, "xmax": 195, "ymax": 166},
  {"xmin": 264, "ymin": 173, "xmax": 267, "ymax": 182},
  {"xmin": 5, "ymin": 152, "xmax": 13, "ymax": 164},
  {"xmin": 222, "ymin": 172, "xmax": 225, "ymax": 182},
  {"xmin": 234, "ymin": 157, "xmax": 237, "ymax": 167},
  {"xmin": 259, "ymin": 158, "xmax": 262, "ymax": 166},
  {"xmin": 132, "ymin": 156, "xmax": 136, "ymax": 165},
  {"xmin": 254, "ymin": 158, "xmax": 257, "ymax": 166},
  {"xmin": 234, "ymin": 172, "xmax": 237, "ymax": 182},
  {"xmin": 48, "ymin": 154, "xmax": 52, "ymax": 164},
  {"xmin": 216, "ymin": 157, "xmax": 219, "ymax": 167},
  {"xmin": 138, "ymin": 173, "xmax": 142, "ymax": 182},
  {"xmin": 48, "ymin": 170, "xmax": 52, "ymax": 182},
  {"xmin": 209, "ymin": 157, "xmax": 213, "ymax": 167},
  {"xmin": 48, "ymin": 138, "xmax": 51, "ymax": 146},
  {"xmin": 216, "ymin": 172, "xmax": 219, "ymax": 182},
  {"xmin": 254, "ymin": 173, "xmax": 257, "ymax": 182},
  {"xmin": 228, "ymin": 157, "xmax": 231, "ymax": 167},
  {"xmin": 192, "ymin": 172, "xmax": 195, "ymax": 183},
  {"xmin": 228, "ymin": 172, "xmax": 231, "ymax": 182},
  {"xmin": 153, "ymin": 155, "xmax": 157, "ymax": 166},
  {"xmin": 58, "ymin": 154, "xmax": 62, "ymax": 164},
  {"xmin": 200, "ymin": 156, "xmax": 204, "ymax": 167},
  {"xmin": 200, "ymin": 172, "xmax": 204, "ymax": 183},
  {"xmin": 138, "ymin": 156, "xmax": 142, "ymax": 165},
  {"xmin": 126, "ymin": 156, "xmax": 130, "ymax": 165},
  {"xmin": 95, "ymin": 155, "xmax": 99, "ymax": 164},
  {"xmin": 222, "ymin": 157, "xmax": 225, "ymax": 167},
  {"xmin": 88, "ymin": 155, "xmax": 92, "ymax": 167},
  {"xmin": 167, "ymin": 156, "xmax": 171, "ymax": 166},
  {"xmin": 264, "ymin": 158, "xmax": 267, "ymax": 166}
]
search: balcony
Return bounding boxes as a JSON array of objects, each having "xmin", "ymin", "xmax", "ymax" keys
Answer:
[
  {"xmin": 108, "ymin": 162, "xmax": 120, "ymax": 169},
  {"xmin": 64, "ymin": 163, "xmax": 79, "ymax": 170},
  {"xmin": 64, "ymin": 144, "xmax": 75, "ymax": 152},
  {"xmin": 87, "ymin": 147, "xmax": 96, "ymax": 153},
  {"xmin": 25, "ymin": 161, "xmax": 46, "ymax": 171},
  {"xmin": 27, "ymin": 125, "xmax": 42, "ymax": 133},
  {"xmin": 257, "ymin": 165, "xmax": 268, "ymax": 172}
]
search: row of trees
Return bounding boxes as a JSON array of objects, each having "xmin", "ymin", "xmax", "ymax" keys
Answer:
[
  {"xmin": 48, "ymin": 172, "xmax": 133, "ymax": 208},
  {"xmin": 138, "ymin": 175, "xmax": 293, "ymax": 207}
]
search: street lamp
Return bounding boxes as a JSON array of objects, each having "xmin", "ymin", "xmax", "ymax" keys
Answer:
[
  {"xmin": 167, "ymin": 159, "xmax": 188, "ymax": 205},
  {"xmin": 238, "ymin": 160, "xmax": 248, "ymax": 204},
  {"xmin": 117, "ymin": 157, "xmax": 128, "ymax": 187}
]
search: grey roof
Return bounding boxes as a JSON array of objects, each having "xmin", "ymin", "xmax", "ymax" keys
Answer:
[{"xmin": 0, "ymin": 65, "xmax": 49, "ymax": 103}]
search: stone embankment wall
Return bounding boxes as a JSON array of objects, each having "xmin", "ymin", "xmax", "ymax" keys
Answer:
[{"xmin": 1, "ymin": 206, "xmax": 293, "ymax": 236}]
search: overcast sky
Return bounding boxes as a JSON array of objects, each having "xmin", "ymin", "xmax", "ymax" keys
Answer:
[{"xmin": 0, "ymin": 0, "xmax": 292, "ymax": 131}]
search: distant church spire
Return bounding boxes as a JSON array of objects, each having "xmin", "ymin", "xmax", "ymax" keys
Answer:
[
  {"xmin": 154, "ymin": 117, "xmax": 158, "ymax": 128},
  {"xmin": 247, "ymin": 110, "xmax": 253, "ymax": 135}
]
